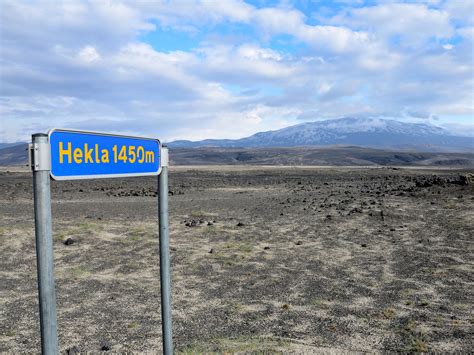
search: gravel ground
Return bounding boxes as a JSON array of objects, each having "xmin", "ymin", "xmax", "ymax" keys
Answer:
[{"xmin": 0, "ymin": 166, "xmax": 473, "ymax": 353}]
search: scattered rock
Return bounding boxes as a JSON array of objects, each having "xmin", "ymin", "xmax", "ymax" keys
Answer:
[
  {"xmin": 295, "ymin": 241, "xmax": 302, "ymax": 245},
  {"xmin": 63, "ymin": 238, "xmax": 76, "ymax": 246},
  {"xmin": 415, "ymin": 175, "xmax": 449, "ymax": 188},
  {"xmin": 185, "ymin": 219, "xmax": 199, "ymax": 227},
  {"xmin": 66, "ymin": 346, "xmax": 80, "ymax": 354},
  {"xmin": 207, "ymin": 221, "xmax": 214, "ymax": 226},
  {"xmin": 361, "ymin": 243, "xmax": 367, "ymax": 248},
  {"xmin": 439, "ymin": 305, "xmax": 449, "ymax": 312},
  {"xmin": 459, "ymin": 173, "xmax": 473, "ymax": 185},
  {"xmin": 264, "ymin": 246, "xmax": 270, "ymax": 250},
  {"xmin": 100, "ymin": 341, "xmax": 112, "ymax": 351},
  {"xmin": 349, "ymin": 207, "xmax": 363, "ymax": 214},
  {"xmin": 237, "ymin": 222, "xmax": 245, "ymax": 227},
  {"xmin": 209, "ymin": 248, "xmax": 214, "ymax": 254}
]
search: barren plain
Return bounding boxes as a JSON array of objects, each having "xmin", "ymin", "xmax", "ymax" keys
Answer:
[{"xmin": 0, "ymin": 166, "xmax": 473, "ymax": 353}]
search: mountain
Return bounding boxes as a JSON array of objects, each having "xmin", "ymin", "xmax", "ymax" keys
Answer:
[
  {"xmin": 169, "ymin": 117, "xmax": 473, "ymax": 152},
  {"xmin": 1, "ymin": 118, "xmax": 472, "ymax": 166},
  {"xmin": 0, "ymin": 143, "xmax": 28, "ymax": 166},
  {"xmin": 0, "ymin": 142, "xmax": 25, "ymax": 149}
]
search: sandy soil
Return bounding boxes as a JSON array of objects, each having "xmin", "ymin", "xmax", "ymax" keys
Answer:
[{"xmin": 0, "ymin": 166, "xmax": 473, "ymax": 353}]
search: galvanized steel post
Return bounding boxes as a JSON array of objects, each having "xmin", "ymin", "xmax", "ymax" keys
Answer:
[
  {"xmin": 158, "ymin": 145, "xmax": 173, "ymax": 354},
  {"xmin": 31, "ymin": 133, "xmax": 59, "ymax": 355}
]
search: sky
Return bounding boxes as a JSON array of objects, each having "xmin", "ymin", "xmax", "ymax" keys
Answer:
[{"xmin": 0, "ymin": 0, "xmax": 473, "ymax": 143}]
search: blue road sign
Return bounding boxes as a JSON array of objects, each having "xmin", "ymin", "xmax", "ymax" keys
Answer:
[{"xmin": 48, "ymin": 129, "xmax": 161, "ymax": 180}]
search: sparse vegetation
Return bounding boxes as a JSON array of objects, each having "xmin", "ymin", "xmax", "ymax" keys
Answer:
[
  {"xmin": 383, "ymin": 308, "xmax": 396, "ymax": 319},
  {"xmin": 1, "ymin": 167, "xmax": 472, "ymax": 352},
  {"xmin": 229, "ymin": 302, "xmax": 243, "ymax": 314},
  {"xmin": 418, "ymin": 300, "xmax": 430, "ymax": 307},
  {"xmin": 180, "ymin": 336, "xmax": 290, "ymax": 353},
  {"xmin": 127, "ymin": 322, "xmax": 139, "ymax": 329},
  {"xmin": 310, "ymin": 298, "xmax": 331, "ymax": 308},
  {"xmin": 190, "ymin": 210, "xmax": 210, "ymax": 218},
  {"xmin": 402, "ymin": 320, "xmax": 417, "ymax": 335},
  {"xmin": 445, "ymin": 201, "xmax": 457, "ymax": 209},
  {"xmin": 126, "ymin": 229, "xmax": 147, "ymax": 241},
  {"xmin": 69, "ymin": 266, "xmax": 90, "ymax": 278},
  {"xmin": 411, "ymin": 338, "xmax": 428, "ymax": 353}
]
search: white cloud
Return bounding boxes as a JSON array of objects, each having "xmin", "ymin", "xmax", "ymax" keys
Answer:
[
  {"xmin": 328, "ymin": 3, "xmax": 454, "ymax": 46},
  {"xmin": 0, "ymin": 0, "xmax": 472, "ymax": 142},
  {"xmin": 457, "ymin": 26, "xmax": 474, "ymax": 41},
  {"xmin": 443, "ymin": 0, "xmax": 474, "ymax": 26},
  {"xmin": 78, "ymin": 46, "xmax": 101, "ymax": 64},
  {"xmin": 136, "ymin": 0, "xmax": 253, "ymax": 28}
]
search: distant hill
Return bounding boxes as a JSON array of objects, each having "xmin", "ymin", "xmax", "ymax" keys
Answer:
[
  {"xmin": 0, "ymin": 142, "xmax": 25, "ymax": 149},
  {"xmin": 1, "ymin": 118, "xmax": 473, "ymax": 167},
  {"xmin": 169, "ymin": 117, "xmax": 473, "ymax": 152},
  {"xmin": 0, "ymin": 143, "xmax": 28, "ymax": 166},
  {"xmin": 2, "ymin": 143, "xmax": 473, "ymax": 167},
  {"xmin": 169, "ymin": 146, "xmax": 474, "ymax": 167}
]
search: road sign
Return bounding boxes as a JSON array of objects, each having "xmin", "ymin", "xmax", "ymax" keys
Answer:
[
  {"xmin": 31, "ymin": 131, "xmax": 172, "ymax": 354},
  {"xmin": 48, "ymin": 129, "xmax": 161, "ymax": 180}
]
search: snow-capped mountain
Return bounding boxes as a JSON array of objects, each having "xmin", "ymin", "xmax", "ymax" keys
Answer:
[{"xmin": 169, "ymin": 117, "xmax": 473, "ymax": 152}]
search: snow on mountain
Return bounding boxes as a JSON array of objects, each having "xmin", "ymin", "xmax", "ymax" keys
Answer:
[{"xmin": 169, "ymin": 117, "xmax": 473, "ymax": 152}]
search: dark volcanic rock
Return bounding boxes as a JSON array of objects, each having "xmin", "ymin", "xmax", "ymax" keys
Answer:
[
  {"xmin": 100, "ymin": 341, "xmax": 112, "ymax": 351},
  {"xmin": 63, "ymin": 237, "xmax": 76, "ymax": 246},
  {"xmin": 66, "ymin": 346, "xmax": 80, "ymax": 354},
  {"xmin": 459, "ymin": 173, "xmax": 473, "ymax": 185},
  {"xmin": 185, "ymin": 220, "xmax": 199, "ymax": 227},
  {"xmin": 349, "ymin": 207, "xmax": 363, "ymax": 214}
]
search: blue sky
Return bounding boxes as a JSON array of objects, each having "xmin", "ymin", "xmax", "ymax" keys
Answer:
[{"xmin": 0, "ymin": 0, "xmax": 473, "ymax": 142}]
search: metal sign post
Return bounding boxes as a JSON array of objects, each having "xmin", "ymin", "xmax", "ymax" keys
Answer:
[
  {"xmin": 31, "ymin": 133, "xmax": 59, "ymax": 355},
  {"xmin": 30, "ymin": 129, "xmax": 172, "ymax": 354},
  {"xmin": 158, "ymin": 146, "xmax": 173, "ymax": 354}
]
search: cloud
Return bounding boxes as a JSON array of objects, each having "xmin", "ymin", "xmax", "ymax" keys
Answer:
[
  {"xmin": 0, "ymin": 0, "xmax": 472, "ymax": 142},
  {"xmin": 327, "ymin": 3, "xmax": 454, "ymax": 46},
  {"xmin": 78, "ymin": 46, "xmax": 101, "ymax": 64},
  {"xmin": 443, "ymin": 0, "xmax": 474, "ymax": 25}
]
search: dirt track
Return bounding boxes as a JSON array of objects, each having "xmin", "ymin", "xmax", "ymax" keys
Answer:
[{"xmin": 0, "ymin": 166, "xmax": 473, "ymax": 352}]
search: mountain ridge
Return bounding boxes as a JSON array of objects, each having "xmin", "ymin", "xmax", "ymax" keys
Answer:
[{"xmin": 169, "ymin": 117, "xmax": 473, "ymax": 152}]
